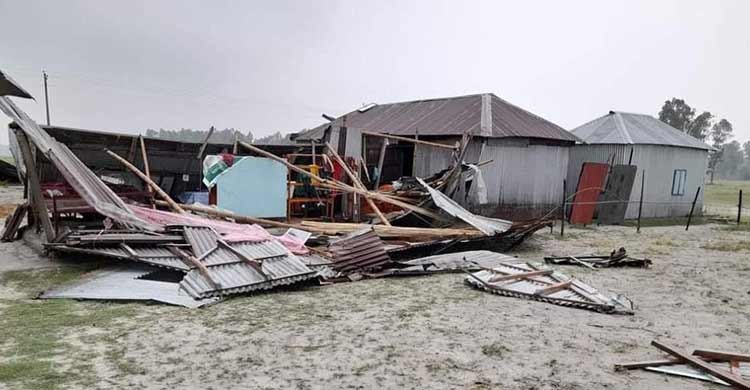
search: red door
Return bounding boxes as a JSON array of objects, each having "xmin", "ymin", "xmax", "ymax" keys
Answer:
[{"xmin": 569, "ymin": 162, "xmax": 609, "ymax": 224}]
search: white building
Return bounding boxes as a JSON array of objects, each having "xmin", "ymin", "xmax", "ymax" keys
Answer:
[{"xmin": 568, "ymin": 111, "xmax": 712, "ymax": 219}]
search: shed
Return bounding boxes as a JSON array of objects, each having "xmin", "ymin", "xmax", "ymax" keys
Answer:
[
  {"xmin": 568, "ymin": 111, "xmax": 712, "ymax": 219},
  {"xmin": 294, "ymin": 93, "xmax": 579, "ymax": 219}
]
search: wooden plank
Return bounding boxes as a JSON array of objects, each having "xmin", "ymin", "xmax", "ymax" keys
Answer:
[
  {"xmin": 693, "ymin": 350, "xmax": 750, "ymax": 363},
  {"xmin": 138, "ymin": 136, "xmax": 152, "ymax": 196},
  {"xmin": 362, "ymin": 130, "xmax": 458, "ymax": 150},
  {"xmin": 569, "ymin": 256, "xmax": 597, "ymax": 270},
  {"xmin": 651, "ymin": 340, "xmax": 750, "ymax": 389},
  {"xmin": 106, "ymin": 149, "xmax": 185, "ymax": 214},
  {"xmin": 15, "ymin": 131, "xmax": 55, "ymax": 242},
  {"xmin": 488, "ymin": 269, "xmax": 553, "ymax": 283},
  {"xmin": 614, "ymin": 359, "xmax": 682, "ymax": 371},
  {"xmin": 534, "ymin": 280, "xmax": 572, "ymax": 296},
  {"xmin": 168, "ymin": 246, "xmax": 222, "ymax": 290}
]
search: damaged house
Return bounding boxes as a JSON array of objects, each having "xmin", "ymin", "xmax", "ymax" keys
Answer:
[
  {"xmin": 568, "ymin": 111, "xmax": 712, "ymax": 219},
  {"xmin": 293, "ymin": 93, "xmax": 580, "ymax": 219}
]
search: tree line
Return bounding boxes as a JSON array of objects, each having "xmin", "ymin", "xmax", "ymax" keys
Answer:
[{"xmin": 658, "ymin": 98, "xmax": 748, "ymax": 180}]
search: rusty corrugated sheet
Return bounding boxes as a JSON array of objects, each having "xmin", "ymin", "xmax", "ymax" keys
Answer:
[
  {"xmin": 296, "ymin": 93, "xmax": 578, "ymax": 142},
  {"xmin": 179, "ymin": 227, "xmax": 315, "ymax": 298},
  {"xmin": 328, "ymin": 228, "xmax": 390, "ymax": 273},
  {"xmin": 569, "ymin": 162, "xmax": 609, "ymax": 224}
]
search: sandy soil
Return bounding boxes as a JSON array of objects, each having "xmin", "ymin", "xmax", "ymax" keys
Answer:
[{"xmin": 0, "ymin": 188, "xmax": 748, "ymax": 389}]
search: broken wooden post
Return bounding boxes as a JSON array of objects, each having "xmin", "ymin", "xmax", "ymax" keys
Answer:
[
  {"xmin": 15, "ymin": 131, "xmax": 55, "ymax": 242},
  {"xmin": 105, "ymin": 149, "xmax": 185, "ymax": 214},
  {"xmin": 373, "ymin": 137, "xmax": 388, "ymax": 189},
  {"xmin": 651, "ymin": 340, "xmax": 750, "ymax": 389},
  {"xmin": 685, "ymin": 186, "xmax": 701, "ymax": 231},
  {"xmin": 324, "ymin": 142, "xmax": 391, "ymax": 226},
  {"xmin": 738, "ymin": 189, "xmax": 743, "ymax": 225},
  {"xmin": 637, "ymin": 170, "xmax": 645, "ymax": 233},
  {"xmin": 138, "ymin": 135, "xmax": 153, "ymax": 198}
]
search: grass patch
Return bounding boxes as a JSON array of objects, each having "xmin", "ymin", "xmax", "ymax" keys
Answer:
[
  {"xmin": 481, "ymin": 343, "xmax": 511, "ymax": 359},
  {"xmin": 623, "ymin": 216, "xmax": 710, "ymax": 227},
  {"xmin": 0, "ymin": 266, "xmax": 138, "ymax": 390},
  {"xmin": 705, "ymin": 180, "xmax": 750, "ymax": 206},
  {"xmin": 719, "ymin": 224, "xmax": 750, "ymax": 232},
  {"xmin": 701, "ymin": 240, "xmax": 750, "ymax": 252}
]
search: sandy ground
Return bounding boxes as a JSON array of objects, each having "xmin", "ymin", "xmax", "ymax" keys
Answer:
[{"xmin": 0, "ymin": 183, "xmax": 748, "ymax": 389}]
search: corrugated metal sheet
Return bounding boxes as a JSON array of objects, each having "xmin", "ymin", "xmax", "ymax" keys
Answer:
[
  {"xmin": 571, "ymin": 111, "xmax": 712, "ymax": 150},
  {"xmin": 184, "ymin": 226, "xmax": 218, "ymax": 258},
  {"xmin": 568, "ymin": 144, "xmax": 708, "ymax": 219},
  {"xmin": 569, "ymin": 162, "xmax": 609, "ymax": 224},
  {"xmin": 0, "ymin": 96, "xmax": 158, "ymax": 230},
  {"xmin": 40, "ymin": 264, "xmax": 219, "ymax": 308},
  {"xmin": 416, "ymin": 177, "xmax": 511, "ymax": 235},
  {"xmin": 179, "ymin": 227, "xmax": 315, "ymax": 298},
  {"xmin": 0, "ymin": 70, "xmax": 33, "ymax": 99},
  {"xmin": 51, "ymin": 244, "xmax": 190, "ymax": 271},
  {"xmin": 328, "ymin": 228, "xmax": 390, "ymax": 273},
  {"xmin": 296, "ymin": 94, "xmax": 578, "ymax": 142},
  {"xmin": 465, "ymin": 262, "xmax": 633, "ymax": 314}
]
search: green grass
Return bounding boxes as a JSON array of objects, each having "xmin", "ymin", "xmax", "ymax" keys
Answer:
[
  {"xmin": 704, "ymin": 180, "xmax": 750, "ymax": 206},
  {"xmin": 623, "ymin": 216, "xmax": 711, "ymax": 227},
  {"xmin": 481, "ymin": 343, "xmax": 511, "ymax": 359},
  {"xmin": 0, "ymin": 265, "xmax": 137, "ymax": 390},
  {"xmin": 701, "ymin": 240, "xmax": 750, "ymax": 252}
]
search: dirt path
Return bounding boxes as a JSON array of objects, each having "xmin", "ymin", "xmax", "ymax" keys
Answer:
[{"xmin": 0, "ymin": 215, "xmax": 748, "ymax": 389}]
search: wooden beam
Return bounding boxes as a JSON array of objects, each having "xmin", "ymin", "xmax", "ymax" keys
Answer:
[
  {"xmin": 487, "ymin": 269, "xmax": 553, "ymax": 283},
  {"xmin": 374, "ymin": 138, "xmax": 388, "ymax": 189},
  {"xmin": 105, "ymin": 149, "xmax": 185, "ymax": 214},
  {"xmin": 15, "ymin": 131, "xmax": 55, "ymax": 242},
  {"xmin": 168, "ymin": 246, "xmax": 222, "ymax": 290},
  {"xmin": 534, "ymin": 280, "xmax": 572, "ymax": 296},
  {"xmin": 651, "ymin": 340, "xmax": 750, "ymax": 389},
  {"xmin": 324, "ymin": 142, "xmax": 390, "ymax": 226},
  {"xmin": 153, "ymin": 200, "xmax": 299, "ymax": 230},
  {"xmin": 362, "ymin": 130, "xmax": 458, "ymax": 150},
  {"xmin": 693, "ymin": 350, "xmax": 750, "ymax": 363}
]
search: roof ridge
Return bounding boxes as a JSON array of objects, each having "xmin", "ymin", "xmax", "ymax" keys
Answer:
[
  {"xmin": 489, "ymin": 93, "xmax": 567, "ymax": 133},
  {"xmin": 612, "ymin": 112, "xmax": 634, "ymax": 144}
]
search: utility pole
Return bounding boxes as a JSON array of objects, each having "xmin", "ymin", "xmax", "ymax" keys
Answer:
[{"xmin": 43, "ymin": 70, "xmax": 50, "ymax": 126}]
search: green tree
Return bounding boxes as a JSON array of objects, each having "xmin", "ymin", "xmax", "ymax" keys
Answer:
[
  {"xmin": 715, "ymin": 140, "xmax": 744, "ymax": 178},
  {"xmin": 742, "ymin": 140, "xmax": 750, "ymax": 161},
  {"xmin": 657, "ymin": 98, "xmax": 712, "ymax": 140}
]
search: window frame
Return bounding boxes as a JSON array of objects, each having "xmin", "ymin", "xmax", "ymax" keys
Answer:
[{"xmin": 671, "ymin": 169, "xmax": 687, "ymax": 196}]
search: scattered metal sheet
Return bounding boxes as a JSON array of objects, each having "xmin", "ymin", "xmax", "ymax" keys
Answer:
[
  {"xmin": 39, "ymin": 264, "xmax": 220, "ymax": 308},
  {"xmin": 0, "ymin": 70, "xmax": 33, "ymax": 99},
  {"xmin": 178, "ymin": 227, "xmax": 316, "ymax": 298},
  {"xmin": 370, "ymin": 250, "xmax": 518, "ymax": 277},
  {"xmin": 328, "ymin": 228, "xmax": 390, "ymax": 273},
  {"xmin": 597, "ymin": 164, "xmax": 637, "ymax": 225},
  {"xmin": 569, "ymin": 162, "xmax": 609, "ymax": 225},
  {"xmin": 544, "ymin": 247, "xmax": 652, "ymax": 268},
  {"xmin": 465, "ymin": 262, "xmax": 633, "ymax": 314},
  {"xmin": 50, "ymin": 244, "xmax": 190, "ymax": 272},
  {"xmin": 0, "ymin": 95, "xmax": 158, "ymax": 230},
  {"xmin": 416, "ymin": 177, "xmax": 511, "ymax": 235},
  {"xmin": 645, "ymin": 363, "xmax": 750, "ymax": 387}
]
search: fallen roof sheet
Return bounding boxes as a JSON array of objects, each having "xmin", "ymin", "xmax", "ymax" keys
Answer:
[
  {"xmin": 178, "ymin": 227, "xmax": 316, "ymax": 298},
  {"xmin": 416, "ymin": 177, "xmax": 511, "ymax": 235},
  {"xmin": 0, "ymin": 70, "xmax": 33, "ymax": 99},
  {"xmin": 50, "ymin": 244, "xmax": 191, "ymax": 272},
  {"xmin": 368, "ymin": 250, "xmax": 518, "ymax": 277},
  {"xmin": 328, "ymin": 228, "xmax": 390, "ymax": 273},
  {"xmin": 0, "ymin": 95, "xmax": 157, "ymax": 230},
  {"xmin": 465, "ymin": 262, "xmax": 633, "ymax": 314},
  {"xmin": 39, "ymin": 264, "xmax": 220, "ymax": 308}
]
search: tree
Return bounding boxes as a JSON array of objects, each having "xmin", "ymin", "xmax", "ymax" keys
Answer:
[
  {"xmin": 715, "ymin": 140, "xmax": 744, "ymax": 179},
  {"xmin": 710, "ymin": 119, "xmax": 733, "ymax": 146},
  {"xmin": 707, "ymin": 119, "xmax": 734, "ymax": 182},
  {"xmin": 657, "ymin": 98, "xmax": 712, "ymax": 140},
  {"xmin": 658, "ymin": 98, "xmax": 694, "ymax": 131},
  {"xmin": 743, "ymin": 141, "xmax": 750, "ymax": 161}
]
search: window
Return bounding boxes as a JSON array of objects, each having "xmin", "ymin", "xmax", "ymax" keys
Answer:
[{"xmin": 671, "ymin": 169, "xmax": 687, "ymax": 196}]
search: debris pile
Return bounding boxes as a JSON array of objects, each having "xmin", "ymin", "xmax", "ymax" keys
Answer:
[
  {"xmin": 544, "ymin": 247, "xmax": 652, "ymax": 269},
  {"xmin": 616, "ymin": 341, "xmax": 750, "ymax": 389}
]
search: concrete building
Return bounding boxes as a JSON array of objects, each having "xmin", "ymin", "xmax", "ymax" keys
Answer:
[
  {"xmin": 568, "ymin": 111, "xmax": 712, "ymax": 219},
  {"xmin": 294, "ymin": 93, "xmax": 579, "ymax": 219}
]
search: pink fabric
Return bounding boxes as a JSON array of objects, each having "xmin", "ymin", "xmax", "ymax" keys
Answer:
[{"xmin": 129, "ymin": 205, "xmax": 309, "ymax": 254}]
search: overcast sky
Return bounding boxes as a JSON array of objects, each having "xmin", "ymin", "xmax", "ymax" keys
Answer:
[{"xmin": 1, "ymin": 0, "xmax": 748, "ymax": 145}]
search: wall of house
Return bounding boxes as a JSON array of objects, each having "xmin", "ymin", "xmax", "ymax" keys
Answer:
[
  {"xmin": 568, "ymin": 144, "xmax": 708, "ymax": 219},
  {"xmin": 414, "ymin": 137, "xmax": 571, "ymax": 219}
]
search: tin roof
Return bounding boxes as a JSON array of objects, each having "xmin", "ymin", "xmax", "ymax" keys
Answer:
[
  {"xmin": 295, "ymin": 93, "xmax": 578, "ymax": 142},
  {"xmin": 571, "ymin": 111, "xmax": 712, "ymax": 150}
]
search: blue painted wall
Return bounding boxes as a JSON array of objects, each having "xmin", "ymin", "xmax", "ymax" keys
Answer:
[{"xmin": 216, "ymin": 157, "xmax": 287, "ymax": 218}]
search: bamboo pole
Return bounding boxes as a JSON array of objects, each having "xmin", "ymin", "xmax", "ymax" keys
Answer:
[
  {"xmin": 324, "ymin": 142, "xmax": 391, "ymax": 226},
  {"xmin": 238, "ymin": 141, "xmax": 445, "ymax": 221},
  {"xmin": 16, "ymin": 131, "xmax": 55, "ymax": 242},
  {"xmin": 153, "ymin": 199, "xmax": 301, "ymax": 230},
  {"xmin": 106, "ymin": 150, "xmax": 185, "ymax": 214},
  {"xmin": 138, "ymin": 136, "xmax": 153, "ymax": 197},
  {"xmin": 685, "ymin": 186, "xmax": 701, "ymax": 231},
  {"xmin": 362, "ymin": 130, "xmax": 458, "ymax": 150}
]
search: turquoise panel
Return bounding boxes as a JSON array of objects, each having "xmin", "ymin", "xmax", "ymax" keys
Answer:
[{"xmin": 216, "ymin": 157, "xmax": 287, "ymax": 218}]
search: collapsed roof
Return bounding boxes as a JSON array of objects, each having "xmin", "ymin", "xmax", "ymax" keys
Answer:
[
  {"xmin": 571, "ymin": 111, "xmax": 713, "ymax": 150},
  {"xmin": 295, "ymin": 93, "xmax": 579, "ymax": 143}
]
